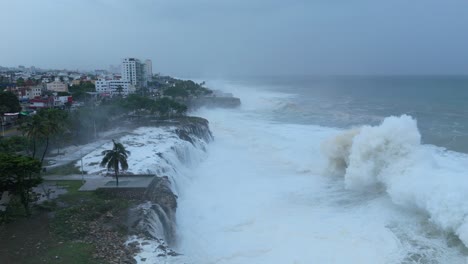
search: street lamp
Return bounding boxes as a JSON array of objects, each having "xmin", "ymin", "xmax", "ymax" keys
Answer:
[
  {"xmin": 1, "ymin": 116, "xmax": 5, "ymax": 137},
  {"xmin": 74, "ymin": 144, "xmax": 85, "ymax": 183},
  {"xmin": 80, "ymin": 148, "xmax": 84, "ymax": 183}
]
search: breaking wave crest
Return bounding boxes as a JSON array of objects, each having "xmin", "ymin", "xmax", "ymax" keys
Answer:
[{"xmin": 322, "ymin": 115, "xmax": 468, "ymax": 247}]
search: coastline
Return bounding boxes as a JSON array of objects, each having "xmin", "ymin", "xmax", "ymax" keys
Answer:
[
  {"xmin": 68, "ymin": 115, "xmax": 213, "ymax": 263},
  {"xmin": 0, "ymin": 113, "xmax": 215, "ymax": 264}
]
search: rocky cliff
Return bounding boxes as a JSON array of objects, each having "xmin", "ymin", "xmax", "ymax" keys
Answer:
[{"xmin": 122, "ymin": 115, "xmax": 212, "ymax": 261}]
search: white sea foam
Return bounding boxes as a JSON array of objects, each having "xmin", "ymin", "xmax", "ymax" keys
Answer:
[
  {"xmin": 78, "ymin": 126, "xmax": 207, "ymax": 190},
  {"xmin": 323, "ymin": 114, "xmax": 468, "ymax": 251},
  {"xmin": 178, "ymin": 109, "xmax": 399, "ymax": 263},
  {"xmin": 174, "ymin": 81, "xmax": 466, "ymax": 263}
]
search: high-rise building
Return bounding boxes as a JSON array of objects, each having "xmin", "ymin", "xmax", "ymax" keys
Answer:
[
  {"xmin": 121, "ymin": 57, "xmax": 152, "ymax": 88},
  {"xmin": 121, "ymin": 58, "xmax": 141, "ymax": 87},
  {"xmin": 144, "ymin": 59, "xmax": 152, "ymax": 80}
]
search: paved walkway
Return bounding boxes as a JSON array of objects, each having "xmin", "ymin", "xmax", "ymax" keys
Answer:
[
  {"xmin": 43, "ymin": 174, "xmax": 155, "ymax": 191},
  {"xmin": 43, "ymin": 128, "xmax": 134, "ymax": 170}
]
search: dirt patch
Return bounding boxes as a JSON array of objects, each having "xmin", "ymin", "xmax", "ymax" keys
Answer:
[{"xmin": 0, "ymin": 212, "xmax": 55, "ymax": 263}]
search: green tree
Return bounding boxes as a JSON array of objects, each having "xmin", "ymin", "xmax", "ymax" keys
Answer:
[
  {"xmin": 0, "ymin": 154, "xmax": 42, "ymax": 216},
  {"xmin": 172, "ymin": 101, "xmax": 188, "ymax": 115},
  {"xmin": 0, "ymin": 91, "xmax": 21, "ymax": 114},
  {"xmin": 69, "ymin": 81, "xmax": 95, "ymax": 101},
  {"xmin": 20, "ymin": 109, "xmax": 68, "ymax": 164},
  {"xmin": 100, "ymin": 140, "xmax": 130, "ymax": 186},
  {"xmin": 0, "ymin": 136, "xmax": 29, "ymax": 154},
  {"xmin": 115, "ymin": 85, "xmax": 124, "ymax": 97},
  {"xmin": 163, "ymin": 85, "xmax": 189, "ymax": 98},
  {"xmin": 16, "ymin": 77, "xmax": 25, "ymax": 87},
  {"xmin": 57, "ymin": 91, "xmax": 70, "ymax": 96},
  {"xmin": 38, "ymin": 109, "xmax": 68, "ymax": 164},
  {"xmin": 20, "ymin": 114, "xmax": 44, "ymax": 158},
  {"xmin": 152, "ymin": 97, "xmax": 187, "ymax": 117},
  {"xmin": 64, "ymin": 101, "xmax": 72, "ymax": 112}
]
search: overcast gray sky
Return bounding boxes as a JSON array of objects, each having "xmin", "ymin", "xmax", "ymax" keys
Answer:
[{"xmin": 1, "ymin": 0, "xmax": 468, "ymax": 77}]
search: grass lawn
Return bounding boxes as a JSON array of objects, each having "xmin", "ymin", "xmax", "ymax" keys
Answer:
[
  {"xmin": 45, "ymin": 162, "xmax": 84, "ymax": 176},
  {"xmin": 25, "ymin": 241, "xmax": 99, "ymax": 264}
]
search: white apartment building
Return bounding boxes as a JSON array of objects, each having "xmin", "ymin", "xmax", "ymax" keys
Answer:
[
  {"xmin": 121, "ymin": 58, "xmax": 143, "ymax": 87},
  {"xmin": 121, "ymin": 58, "xmax": 152, "ymax": 88},
  {"xmin": 26, "ymin": 86, "xmax": 42, "ymax": 99},
  {"xmin": 95, "ymin": 79, "xmax": 133, "ymax": 96}
]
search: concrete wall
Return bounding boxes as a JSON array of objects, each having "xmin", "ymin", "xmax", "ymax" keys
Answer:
[{"xmin": 97, "ymin": 188, "xmax": 146, "ymax": 200}]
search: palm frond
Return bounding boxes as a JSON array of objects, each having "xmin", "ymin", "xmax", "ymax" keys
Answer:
[{"xmin": 100, "ymin": 139, "xmax": 131, "ymax": 175}]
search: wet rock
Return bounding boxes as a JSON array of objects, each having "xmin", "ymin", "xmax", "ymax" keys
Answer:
[
  {"xmin": 128, "ymin": 241, "xmax": 139, "ymax": 248},
  {"xmin": 157, "ymin": 244, "xmax": 166, "ymax": 251},
  {"xmin": 167, "ymin": 251, "xmax": 180, "ymax": 257}
]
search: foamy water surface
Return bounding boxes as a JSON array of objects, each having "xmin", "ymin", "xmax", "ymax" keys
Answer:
[
  {"xmin": 175, "ymin": 81, "xmax": 468, "ymax": 263},
  {"xmin": 81, "ymin": 80, "xmax": 468, "ymax": 263}
]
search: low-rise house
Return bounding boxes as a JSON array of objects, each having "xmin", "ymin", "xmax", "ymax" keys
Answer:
[
  {"xmin": 29, "ymin": 97, "xmax": 54, "ymax": 109},
  {"xmin": 95, "ymin": 78, "xmax": 133, "ymax": 96},
  {"xmin": 54, "ymin": 95, "xmax": 72, "ymax": 107},
  {"xmin": 5, "ymin": 85, "xmax": 43, "ymax": 100},
  {"xmin": 26, "ymin": 86, "xmax": 43, "ymax": 99}
]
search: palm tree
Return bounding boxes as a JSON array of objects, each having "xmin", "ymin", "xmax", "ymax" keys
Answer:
[
  {"xmin": 20, "ymin": 109, "xmax": 68, "ymax": 164},
  {"xmin": 39, "ymin": 109, "xmax": 67, "ymax": 164},
  {"xmin": 20, "ymin": 114, "xmax": 45, "ymax": 159},
  {"xmin": 100, "ymin": 139, "xmax": 130, "ymax": 186}
]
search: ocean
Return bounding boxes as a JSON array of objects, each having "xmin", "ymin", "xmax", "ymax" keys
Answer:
[
  {"xmin": 173, "ymin": 76, "xmax": 468, "ymax": 264},
  {"xmin": 230, "ymin": 76, "xmax": 468, "ymax": 153}
]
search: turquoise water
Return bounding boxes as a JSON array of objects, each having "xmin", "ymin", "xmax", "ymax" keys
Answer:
[{"xmin": 230, "ymin": 75, "xmax": 468, "ymax": 153}]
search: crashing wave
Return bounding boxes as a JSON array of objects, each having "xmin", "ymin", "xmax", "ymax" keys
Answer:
[{"xmin": 322, "ymin": 115, "xmax": 468, "ymax": 247}]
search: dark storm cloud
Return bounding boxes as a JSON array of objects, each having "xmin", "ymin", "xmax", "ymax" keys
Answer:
[{"xmin": 1, "ymin": 0, "xmax": 468, "ymax": 76}]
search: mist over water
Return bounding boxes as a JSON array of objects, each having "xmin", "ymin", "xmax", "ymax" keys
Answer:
[
  {"xmin": 173, "ymin": 78, "xmax": 468, "ymax": 263},
  {"xmin": 228, "ymin": 76, "xmax": 468, "ymax": 153}
]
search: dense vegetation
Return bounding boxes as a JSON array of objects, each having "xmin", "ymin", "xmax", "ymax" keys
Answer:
[
  {"xmin": 162, "ymin": 79, "xmax": 213, "ymax": 99},
  {"xmin": 0, "ymin": 91, "xmax": 21, "ymax": 114},
  {"xmin": 0, "ymin": 154, "xmax": 42, "ymax": 217},
  {"xmin": 68, "ymin": 81, "xmax": 95, "ymax": 101},
  {"xmin": 19, "ymin": 108, "xmax": 68, "ymax": 164}
]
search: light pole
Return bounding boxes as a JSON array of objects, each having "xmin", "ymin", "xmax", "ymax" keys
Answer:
[
  {"xmin": 80, "ymin": 148, "xmax": 84, "ymax": 183},
  {"xmin": 74, "ymin": 144, "xmax": 85, "ymax": 183},
  {"xmin": 1, "ymin": 116, "xmax": 4, "ymax": 137}
]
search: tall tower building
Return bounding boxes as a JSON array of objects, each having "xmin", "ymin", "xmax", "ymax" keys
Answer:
[
  {"xmin": 121, "ymin": 58, "xmax": 152, "ymax": 88},
  {"xmin": 121, "ymin": 58, "xmax": 144, "ymax": 87},
  {"xmin": 144, "ymin": 59, "xmax": 152, "ymax": 80}
]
